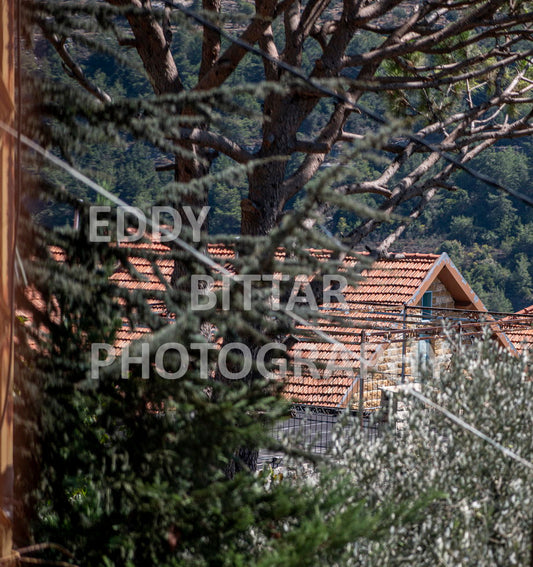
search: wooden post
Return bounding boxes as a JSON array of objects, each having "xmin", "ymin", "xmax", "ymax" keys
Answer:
[
  {"xmin": 400, "ymin": 306, "xmax": 407, "ymax": 383},
  {"xmin": 0, "ymin": 0, "xmax": 15, "ymax": 559},
  {"xmin": 358, "ymin": 330, "xmax": 366, "ymax": 431}
]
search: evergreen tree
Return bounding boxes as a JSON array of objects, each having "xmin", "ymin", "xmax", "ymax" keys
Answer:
[
  {"xmin": 12, "ymin": 1, "xmax": 533, "ymax": 564},
  {"xmin": 15, "ymin": 3, "xmax": 432, "ymax": 565}
]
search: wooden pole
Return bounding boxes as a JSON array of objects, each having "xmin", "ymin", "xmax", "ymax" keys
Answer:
[
  {"xmin": 400, "ymin": 306, "xmax": 407, "ymax": 383},
  {"xmin": 358, "ymin": 330, "xmax": 366, "ymax": 431},
  {"xmin": 0, "ymin": 0, "xmax": 15, "ymax": 559}
]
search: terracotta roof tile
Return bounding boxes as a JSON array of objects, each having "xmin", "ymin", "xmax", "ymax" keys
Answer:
[
  {"xmin": 25, "ymin": 234, "xmax": 496, "ymax": 409},
  {"xmin": 105, "ymin": 240, "xmax": 445, "ymax": 408},
  {"xmin": 500, "ymin": 305, "xmax": 533, "ymax": 355}
]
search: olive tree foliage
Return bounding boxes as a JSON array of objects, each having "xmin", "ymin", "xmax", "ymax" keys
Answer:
[
  {"xmin": 29, "ymin": 0, "xmax": 533, "ymax": 250},
  {"xmin": 325, "ymin": 336, "xmax": 533, "ymax": 566}
]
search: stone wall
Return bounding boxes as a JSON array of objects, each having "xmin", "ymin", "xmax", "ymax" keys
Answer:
[{"xmin": 353, "ymin": 277, "xmax": 456, "ymax": 411}]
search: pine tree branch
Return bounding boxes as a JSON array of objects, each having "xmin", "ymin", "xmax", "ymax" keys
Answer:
[
  {"xmin": 293, "ymin": 139, "xmax": 331, "ymax": 154},
  {"xmin": 339, "ymin": 50, "xmax": 533, "ymax": 90},
  {"xmin": 195, "ymin": 0, "xmax": 279, "ymax": 91},
  {"xmin": 259, "ymin": 25, "xmax": 280, "ymax": 81},
  {"xmin": 106, "ymin": 0, "xmax": 184, "ymax": 95},
  {"xmin": 341, "ymin": 0, "xmax": 511, "ymax": 67},
  {"xmin": 199, "ymin": 0, "xmax": 221, "ymax": 80}
]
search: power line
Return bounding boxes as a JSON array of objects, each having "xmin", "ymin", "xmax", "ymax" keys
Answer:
[
  {"xmin": 163, "ymin": 0, "xmax": 533, "ymax": 208},
  {"xmin": 0, "ymin": 120, "xmax": 374, "ymax": 368},
  {"xmin": 4, "ymin": 131, "xmax": 531, "ymax": 480},
  {"xmin": 7, "ymin": 119, "xmax": 525, "ymax": 372},
  {"xmin": 403, "ymin": 385, "xmax": 533, "ymax": 472}
]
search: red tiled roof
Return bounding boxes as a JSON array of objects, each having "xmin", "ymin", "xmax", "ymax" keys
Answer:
[
  {"xmin": 281, "ymin": 318, "xmax": 391, "ymax": 408},
  {"xmin": 107, "ymin": 239, "xmax": 516, "ymax": 408},
  {"xmin": 500, "ymin": 305, "xmax": 533, "ymax": 355},
  {"xmin": 25, "ymin": 235, "xmax": 511, "ymax": 409},
  {"xmin": 344, "ymin": 252, "xmax": 439, "ymax": 306},
  {"xmin": 114, "ymin": 322, "xmax": 157, "ymax": 350},
  {"xmin": 49, "ymin": 245, "xmax": 67, "ymax": 263},
  {"xmin": 101, "ymin": 240, "xmax": 447, "ymax": 407},
  {"xmin": 274, "ymin": 252, "xmax": 440, "ymax": 407}
]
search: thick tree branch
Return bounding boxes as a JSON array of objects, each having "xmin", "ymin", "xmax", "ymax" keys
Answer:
[
  {"xmin": 199, "ymin": 0, "xmax": 221, "ymax": 80},
  {"xmin": 107, "ymin": 0, "xmax": 184, "ymax": 95},
  {"xmin": 310, "ymin": 20, "xmax": 338, "ymax": 50},
  {"xmin": 293, "ymin": 139, "xmax": 331, "ymax": 154},
  {"xmin": 297, "ymin": 0, "xmax": 333, "ymax": 41},
  {"xmin": 44, "ymin": 31, "xmax": 112, "ymax": 103},
  {"xmin": 282, "ymin": 0, "xmax": 302, "ymax": 67},
  {"xmin": 180, "ymin": 128, "xmax": 253, "ymax": 163},
  {"xmin": 195, "ymin": 0, "xmax": 279, "ymax": 91},
  {"xmin": 279, "ymin": 6, "xmax": 425, "ymax": 205},
  {"xmin": 259, "ymin": 25, "xmax": 280, "ymax": 80}
]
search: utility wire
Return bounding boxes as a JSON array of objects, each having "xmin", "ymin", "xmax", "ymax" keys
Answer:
[
  {"xmin": 4, "ymin": 1, "xmax": 533, "ymax": 458},
  {"xmin": 164, "ymin": 0, "xmax": 533, "ymax": 208},
  {"xmin": 403, "ymin": 385, "xmax": 533, "ymax": 472},
  {"xmin": 4, "ymin": 121, "xmax": 525, "ymax": 367},
  {"xmin": 0, "ymin": 120, "xmax": 373, "ymax": 367},
  {"xmin": 2, "ymin": 128, "xmax": 530, "ymax": 477}
]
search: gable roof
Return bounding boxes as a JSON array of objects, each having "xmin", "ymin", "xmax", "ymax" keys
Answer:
[
  {"xmin": 280, "ymin": 251, "xmax": 516, "ymax": 408},
  {"xmin": 106, "ymin": 240, "xmax": 517, "ymax": 408},
  {"xmin": 24, "ymin": 237, "xmax": 518, "ymax": 409}
]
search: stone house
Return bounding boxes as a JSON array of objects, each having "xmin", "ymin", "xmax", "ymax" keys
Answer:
[
  {"xmin": 109, "ymin": 240, "xmax": 517, "ymax": 414},
  {"xmin": 278, "ymin": 250, "xmax": 516, "ymax": 412},
  {"xmin": 23, "ymin": 235, "xmax": 528, "ymax": 456}
]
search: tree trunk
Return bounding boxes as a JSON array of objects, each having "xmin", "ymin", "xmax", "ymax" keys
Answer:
[{"xmin": 169, "ymin": 142, "xmax": 211, "ymax": 289}]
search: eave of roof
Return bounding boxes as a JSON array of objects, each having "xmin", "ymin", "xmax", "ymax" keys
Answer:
[{"xmin": 407, "ymin": 252, "xmax": 516, "ymax": 354}]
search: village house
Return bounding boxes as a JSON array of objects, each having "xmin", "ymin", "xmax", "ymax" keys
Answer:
[
  {"xmin": 103, "ymin": 235, "xmax": 530, "ymax": 452},
  {"xmin": 21, "ymin": 232, "xmax": 530, "ymax": 457},
  {"xmin": 277, "ymin": 250, "xmax": 516, "ymax": 411}
]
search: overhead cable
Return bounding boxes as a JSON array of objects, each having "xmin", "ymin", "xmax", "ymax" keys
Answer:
[
  {"xmin": 403, "ymin": 385, "xmax": 533, "ymax": 472},
  {"xmin": 0, "ymin": 119, "xmax": 371, "ymax": 367}
]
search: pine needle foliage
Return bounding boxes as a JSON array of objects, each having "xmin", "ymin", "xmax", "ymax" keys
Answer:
[
  {"xmin": 13, "ymin": 1, "xmax": 533, "ymax": 565},
  {"xmin": 14, "ymin": 3, "xmax": 430, "ymax": 566}
]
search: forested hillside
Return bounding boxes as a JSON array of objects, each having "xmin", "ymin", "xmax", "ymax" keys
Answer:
[
  {"xmin": 28, "ymin": 4, "xmax": 533, "ymax": 312},
  {"xmin": 12, "ymin": 2, "xmax": 533, "ymax": 565}
]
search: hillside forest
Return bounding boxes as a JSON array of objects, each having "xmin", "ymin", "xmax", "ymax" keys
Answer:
[
  {"xmin": 10, "ymin": 3, "xmax": 533, "ymax": 565},
  {"xmin": 27, "ymin": 5, "xmax": 533, "ymax": 312}
]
